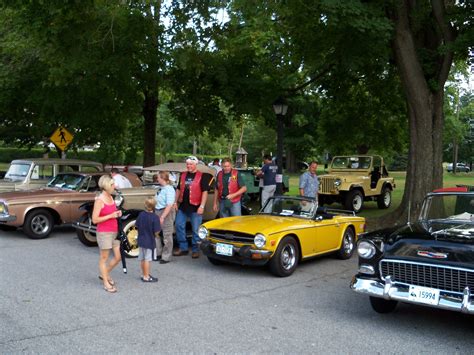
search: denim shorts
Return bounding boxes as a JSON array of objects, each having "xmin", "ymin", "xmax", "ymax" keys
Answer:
[{"xmin": 138, "ymin": 247, "xmax": 153, "ymax": 261}]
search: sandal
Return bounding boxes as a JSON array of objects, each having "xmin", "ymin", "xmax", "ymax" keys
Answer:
[
  {"xmin": 103, "ymin": 285, "xmax": 117, "ymax": 293},
  {"xmin": 141, "ymin": 276, "xmax": 158, "ymax": 283},
  {"xmin": 98, "ymin": 275, "xmax": 116, "ymax": 286}
]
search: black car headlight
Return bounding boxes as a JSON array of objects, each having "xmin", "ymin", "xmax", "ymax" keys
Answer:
[
  {"xmin": 334, "ymin": 178, "xmax": 342, "ymax": 187},
  {"xmin": 357, "ymin": 241, "xmax": 376, "ymax": 259}
]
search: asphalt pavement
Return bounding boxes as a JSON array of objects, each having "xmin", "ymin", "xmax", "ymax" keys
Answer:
[{"xmin": 1, "ymin": 226, "xmax": 473, "ymax": 354}]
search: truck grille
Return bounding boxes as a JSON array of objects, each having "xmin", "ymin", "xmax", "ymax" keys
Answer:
[
  {"xmin": 380, "ymin": 260, "xmax": 474, "ymax": 294},
  {"xmin": 209, "ymin": 229, "xmax": 255, "ymax": 244},
  {"xmin": 320, "ymin": 177, "xmax": 336, "ymax": 194}
]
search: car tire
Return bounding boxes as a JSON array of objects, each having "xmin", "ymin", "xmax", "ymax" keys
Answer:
[
  {"xmin": 207, "ymin": 256, "xmax": 227, "ymax": 265},
  {"xmin": 122, "ymin": 218, "xmax": 139, "ymax": 258},
  {"xmin": 345, "ymin": 190, "xmax": 364, "ymax": 213},
  {"xmin": 369, "ymin": 296, "xmax": 398, "ymax": 313},
  {"xmin": 269, "ymin": 236, "xmax": 299, "ymax": 277},
  {"xmin": 23, "ymin": 209, "xmax": 54, "ymax": 239},
  {"xmin": 336, "ymin": 227, "xmax": 355, "ymax": 259},
  {"xmin": 76, "ymin": 214, "xmax": 97, "ymax": 247},
  {"xmin": 377, "ymin": 186, "xmax": 391, "ymax": 209}
]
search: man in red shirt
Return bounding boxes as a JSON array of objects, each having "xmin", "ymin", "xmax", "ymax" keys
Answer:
[
  {"xmin": 213, "ymin": 158, "xmax": 247, "ymax": 217},
  {"xmin": 173, "ymin": 156, "xmax": 212, "ymax": 259}
]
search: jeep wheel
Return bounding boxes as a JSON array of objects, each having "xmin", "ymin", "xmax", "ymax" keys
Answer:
[
  {"xmin": 377, "ymin": 186, "xmax": 391, "ymax": 209},
  {"xmin": 345, "ymin": 190, "xmax": 364, "ymax": 213}
]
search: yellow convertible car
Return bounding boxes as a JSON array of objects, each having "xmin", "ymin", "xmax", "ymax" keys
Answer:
[{"xmin": 199, "ymin": 196, "xmax": 366, "ymax": 277}]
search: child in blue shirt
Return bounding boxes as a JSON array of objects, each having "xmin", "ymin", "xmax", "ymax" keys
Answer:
[{"xmin": 135, "ymin": 197, "xmax": 161, "ymax": 282}]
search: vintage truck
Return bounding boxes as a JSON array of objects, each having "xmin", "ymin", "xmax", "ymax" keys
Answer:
[{"xmin": 319, "ymin": 155, "xmax": 395, "ymax": 213}]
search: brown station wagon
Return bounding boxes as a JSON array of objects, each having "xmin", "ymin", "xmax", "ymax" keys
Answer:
[{"xmin": 0, "ymin": 172, "xmax": 156, "ymax": 239}]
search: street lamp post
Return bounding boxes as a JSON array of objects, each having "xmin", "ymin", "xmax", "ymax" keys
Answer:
[{"xmin": 273, "ymin": 97, "xmax": 288, "ymax": 195}]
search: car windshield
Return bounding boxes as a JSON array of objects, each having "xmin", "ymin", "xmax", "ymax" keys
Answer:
[
  {"xmin": 47, "ymin": 174, "xmax": 86, "ymax": 191},
  {"xmin": 331, "ymin": 156, "xmax": 371, "ymax": 169},
  {"xmin": 260, "ymin": 196, "xmax": 317, "ymax": 219},
  {"xmin": 4, "ymin": 163, "xmax": 30, "ymax": 182},
  {"xmin": 421, "ymin": 194, "xmax": 474, "ymax": 225}
]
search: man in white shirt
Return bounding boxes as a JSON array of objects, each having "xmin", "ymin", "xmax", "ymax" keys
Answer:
[{"xmin": 111, "ymin": 168, "xmax": 132, "ymax": 189}]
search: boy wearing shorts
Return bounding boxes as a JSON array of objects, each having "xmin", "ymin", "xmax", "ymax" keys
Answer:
[{"xmin": 135, "ymin": 197, "xmax": 161, "ymax": 282}]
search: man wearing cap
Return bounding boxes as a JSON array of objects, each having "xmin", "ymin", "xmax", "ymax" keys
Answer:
[
  {"xmin": 173, "ymin": 156, "xmax": 213, "ymax": 258},
  {"xmin": 213, "ymin": 158, "xmax": 247, "ymax": 217}
]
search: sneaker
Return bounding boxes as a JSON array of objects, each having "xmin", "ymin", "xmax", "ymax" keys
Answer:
[
  {"xmin": 173, "ymin": 249, "xmax": 189, "ymax": 256},
  {"xmin": 191, "ymin": 252, "xmax": 200, "ymax": 259},
  {"xmin": 141, "ymin": 276, "xmax": 158, "ymax": 283},
  {"xmin": 159, "ymin": 259, "xmax": 170, "ymax": 264}
]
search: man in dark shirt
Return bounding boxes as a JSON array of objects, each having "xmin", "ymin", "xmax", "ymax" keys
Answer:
[
  {"xmin": 257, "ymin": 155, "xmax": 278, "ymax": 208},
  {"xmin": 173, "ymin": 156, "xmax": 212, "ymax": 258}
]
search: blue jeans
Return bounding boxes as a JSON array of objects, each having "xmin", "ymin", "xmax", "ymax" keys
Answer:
[
  {"xmin": 219, "ymin": 200, "xmax": 241, "ymax": 218},
  {"xmin": 175, "ymin": 209, "xmax": 202, "ymax": 252}
]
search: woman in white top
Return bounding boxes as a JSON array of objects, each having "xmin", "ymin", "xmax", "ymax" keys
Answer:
[{"xmin": 154, "ymin": 171, "xmax": 176, "ymax": 263}]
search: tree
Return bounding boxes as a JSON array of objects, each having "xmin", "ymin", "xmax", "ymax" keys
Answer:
[{"xmin": 384, "ymin": 0, "xmax": 473, "ymax": 223}]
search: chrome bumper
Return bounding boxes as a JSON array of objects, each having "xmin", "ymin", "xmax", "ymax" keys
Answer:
[
  {"xmin": 0, "ymin": 214, "xmax": 16, "ymax": 223},
  {"xmin": 200, "ymin": 240, "xmax": 273, "ymax": 265},
  {"xmin": 350, "ymin": 276, "xmax": 474, "ymax": 314}
]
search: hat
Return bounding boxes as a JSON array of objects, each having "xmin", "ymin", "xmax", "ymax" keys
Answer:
[{"xmin": 186, "ymin": 156, "xmax": 199, "ymax": 164}]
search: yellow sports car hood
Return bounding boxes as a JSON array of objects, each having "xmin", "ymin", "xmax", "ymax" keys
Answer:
[{"xmin": 203, "ymin": 214, "xmax": 314, "ymax": 236}]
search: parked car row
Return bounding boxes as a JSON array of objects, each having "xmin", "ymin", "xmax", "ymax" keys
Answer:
[{"xmin": 1, "ymin": 157, "xmax": 474, "ymax": 318}]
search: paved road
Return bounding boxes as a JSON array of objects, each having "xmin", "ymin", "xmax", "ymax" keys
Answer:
[{"xmin": 1, "ymin": 227, "xmax": 473, "ymax": 354}]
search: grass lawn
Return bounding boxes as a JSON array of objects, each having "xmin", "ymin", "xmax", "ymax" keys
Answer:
[{"xmin": 287, "ymin": 170, "xmax": 473, "ymax": 219}]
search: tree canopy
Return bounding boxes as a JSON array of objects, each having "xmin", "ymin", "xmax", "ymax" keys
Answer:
[{"xmin": 0, "ymin": 0, "xmax": 472, "ymax": 225}]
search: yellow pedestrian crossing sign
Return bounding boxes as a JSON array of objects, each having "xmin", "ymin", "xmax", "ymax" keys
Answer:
[{"xmin": 50, "ymin": 126, "xmax": 74, "ymax": 151}]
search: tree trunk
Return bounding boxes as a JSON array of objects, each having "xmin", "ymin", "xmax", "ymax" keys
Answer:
[
  {"xmin": 140, "ymin": 3, "xmax": 162, "ymax": 168},
  {"xmin": 373, "ymin": 0, "xmax": 453, "ymax": 230},
  {"xmin": 143, "ymin": 89, "xmax": 158, "ymax": 167}
]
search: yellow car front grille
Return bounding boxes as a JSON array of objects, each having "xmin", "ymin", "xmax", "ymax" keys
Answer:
[{"xmin": 209, "ymin": 229, "xmax": 255, "ymax": 244}]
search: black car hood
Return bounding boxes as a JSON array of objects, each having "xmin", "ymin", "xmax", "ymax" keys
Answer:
[{"xmin": 371, "ymin": 221, "xmax": 474, "ymax": 264}]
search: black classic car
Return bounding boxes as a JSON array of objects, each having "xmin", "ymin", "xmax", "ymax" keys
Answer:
[{"xmin": 351, "ymin": 186, "xmax": 474, "ymax": 314}]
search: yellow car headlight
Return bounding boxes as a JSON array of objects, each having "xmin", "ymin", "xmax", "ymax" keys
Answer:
[
  {"xmin": 0, "ymin": 202, "xmax": 6, "ymax": 214},
  {"xmin": 254, "ymin": 233, "xmax": 266, "ymax": 248},
  {"xmin": 198, "ymin": 226, "xmax": 208, "ymax": 240}
]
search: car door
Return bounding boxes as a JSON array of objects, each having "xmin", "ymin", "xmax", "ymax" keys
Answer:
[{"xmin": 297, "ymin": 218, "xmax": 343, "ymax": 257}]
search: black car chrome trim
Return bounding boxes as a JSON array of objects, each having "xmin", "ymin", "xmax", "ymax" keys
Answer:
[
  {"xmin": 379, "ymin": 259, "xmax": 474, "ymax": 296},
  {"xmin": 351, "ymin": 277, "xmax": 474, "ymax": 314}
]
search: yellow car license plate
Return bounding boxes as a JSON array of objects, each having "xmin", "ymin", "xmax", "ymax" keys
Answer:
[
  {"xmin": 408, "ymin": 285, "xmax": 440, "ymax": 305},
  {"xmin": 216, "ymin": 243, "xmax": 233, "ymax": 256}
]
